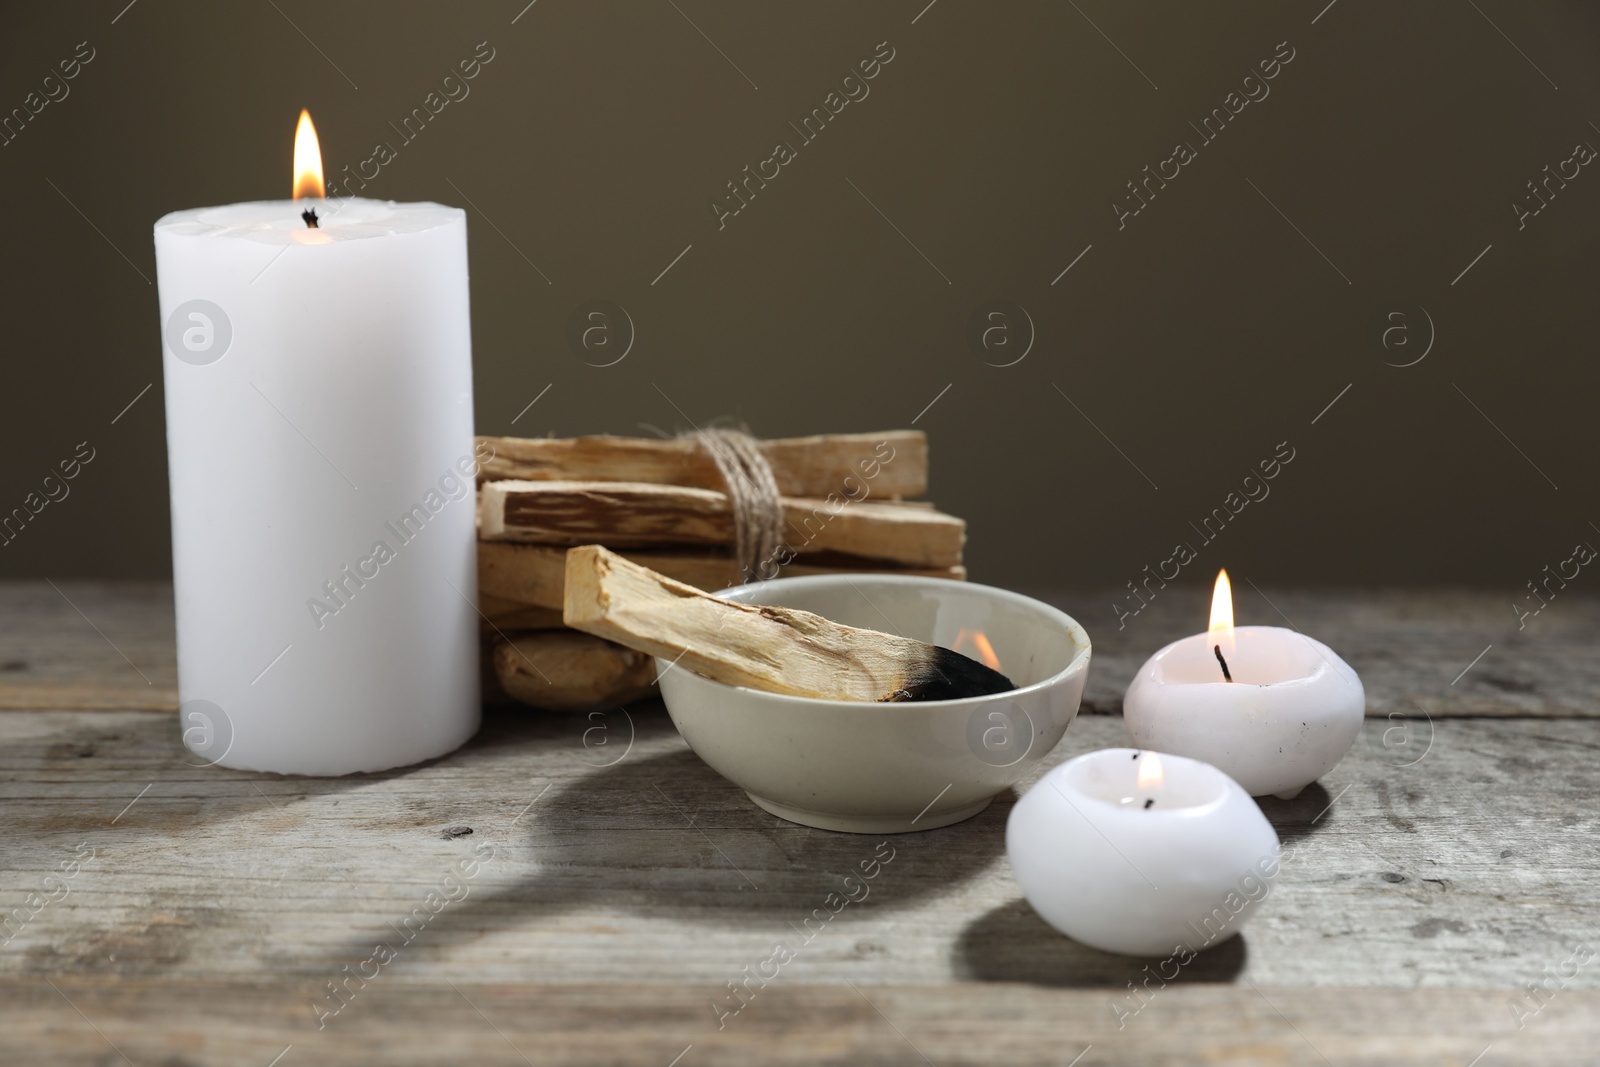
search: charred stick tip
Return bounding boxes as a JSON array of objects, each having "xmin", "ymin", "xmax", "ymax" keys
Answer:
[{"xmin": 886, "ymin": 645, "xmax": 1016, "ymax": 702}]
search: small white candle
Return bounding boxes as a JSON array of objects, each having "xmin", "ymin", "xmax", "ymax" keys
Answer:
[
  {"xmin": 1007, "ymin": 748, "xmax": 1281, "ymax": 957},
  {"xmin": 153, "ymin": 111, "xmax": 479, "ymax": 775},
  {"xmin": 1123, "ymin": 570, "xmax": 1364, "ymax": 799}
]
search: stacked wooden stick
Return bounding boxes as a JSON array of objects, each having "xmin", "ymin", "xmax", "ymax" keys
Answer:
[{"xmin": 474, "ymin": 429, "xmax": 967, "ymax": 711}]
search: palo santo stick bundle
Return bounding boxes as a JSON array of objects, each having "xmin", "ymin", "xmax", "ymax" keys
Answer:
[
  {"xmin": 476, "ymin": 431, "xmax": 926, "ymax": 499},
  {"xmin": 480, "ymin": 641, "xmax": 514, "ymax": 704},
  {"xmin": 479, "ymin": 541, "xmax": 964, "ymax": 613},
  {"xmin": 474, "ymin": 427, "xmax": 971, "ymax": 715},
  {"xmin": 477, "ymin": 594, "xmax": 564, "ymax": 632},
  {"xmin": 493, "ymin": 630, "xmax": 659, "ymax": 712},
  {"xmin": 563, "ymin": 546, "xmax": 1013, "ymax": 703},
  {"xmin": 479, "ymin": 481, "xmax": 964, "ymax": 569}
]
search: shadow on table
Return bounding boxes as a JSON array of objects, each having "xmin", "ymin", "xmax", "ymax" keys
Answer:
[
  {"xmin": 947, "ymin": 779, "xmax": 1334, "ymax": 990},
  {"xmin": 954, "ymin": 898, "xmax": 1248, "ymax": 987},
  {"xmin": 315, "ymin": 702, "xmax": 1012, "ymax": 964},
  {"xmin": 6, "ymin": 711, "xmax": 418, "ymax": 978},
  {"xmin": 1254, "ymin": 781, "xmax": 1336, "ymax": 844},
  {"xmin": 3, "ymin": 711, "xmax": 386, "ymax": 849}
]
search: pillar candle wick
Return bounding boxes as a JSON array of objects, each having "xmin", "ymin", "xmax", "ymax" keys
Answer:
[{"xmin": 1213, "ymin": 643, "xmax": 1233, "ymax": 682}]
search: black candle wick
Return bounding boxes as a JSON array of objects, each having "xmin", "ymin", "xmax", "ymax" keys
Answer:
[
  {"xmin": 301, "ymin": 206, "xmax": 320, "ymax": 229},
  {"xmin": 1213, "ymin": 643, "xmax": 1233, "ymax": 683}
]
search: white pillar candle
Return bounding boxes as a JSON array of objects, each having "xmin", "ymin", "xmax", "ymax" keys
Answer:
[
  {"xmin": 1007, "ymin": 748, "xmax": 1281, "ymax": 957},
  {"xmin": 153, "ymin": 112, "xmax": 479, "ymax": 775},
  {"xmin": 1122, "ymin": 570, "xmax": 1364, "ymax": 799}
]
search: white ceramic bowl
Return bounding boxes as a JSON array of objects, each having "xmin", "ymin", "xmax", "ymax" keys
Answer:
[{"xmin": 654, "ymin": 574, "xmax": 1092, "ymax": 833}]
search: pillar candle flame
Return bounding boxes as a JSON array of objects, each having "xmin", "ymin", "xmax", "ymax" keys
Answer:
[
  {"xmin": 292, "ymin": 109, "xmax": 325, "ymax": 200},
  {"xmin": 1208, "ymin": 569, "xmax": 1234, "ymax": 632}
]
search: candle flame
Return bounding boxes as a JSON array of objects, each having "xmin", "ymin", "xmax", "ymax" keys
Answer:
[
  {"xmin": 1208, "ymin": 568, "xmax": 1234, "ymax": 633},
  {"xmin": 292, "ymin": 109, "xmax": 325, "ymax": 200},
  {"xmin": 953, "ymin": 628, "xmax": 1003, "ymax": 671},
  {"xmin": 1137, "ymin": 751, "xmax": 1164, "ymax": 790}
]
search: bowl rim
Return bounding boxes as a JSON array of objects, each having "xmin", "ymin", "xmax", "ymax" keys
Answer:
[{"xmin": 654, "ymin": 573, "xmax": 1093, "ymax": 710}]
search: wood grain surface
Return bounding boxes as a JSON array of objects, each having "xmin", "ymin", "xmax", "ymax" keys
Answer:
[
  {"xmin": 4, "ymin": 979, "xmax": 1597, "ymax": 1065},
  {"xmin": 0, "ymin": 582, "xmax": 176, "ymax": 711},
  {"xmin": 2, "ymin": 691, "xmax": 1598, "ymax": 1063},
  {"xmin": 1056, "ymin": 585, "xmax": 1600, "ymax": 718},
  {"xmin": 2, "ymin": 582, "xmax": 1592, "ymax": 717}
]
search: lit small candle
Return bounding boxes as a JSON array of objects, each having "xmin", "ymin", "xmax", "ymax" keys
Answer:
[
  {"xmin": 1007, "ymin": 748, "xmax": 1281, "ymax": 956},
  {"xmin": 153, "ymin": 111, "xmax": 480, "ymax": 775},
  {"xmin": 1122, "ymin": 570, "xmax": 1364, "ymax": 799}
]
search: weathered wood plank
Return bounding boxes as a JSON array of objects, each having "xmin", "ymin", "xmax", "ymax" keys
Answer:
[
  {"xmin": 1, "ymin": 584, "xmax": 1595, "ymax": 717},
  {"xmin": 2, "ymin": 979, "xmax": 1595, "ymax": 1065},
  {"xmin": 2, "ymin": 710, "xmax": 1597, "ymax": 995},
  {"xmin": 1, "ymin": 707, "xmax": 1598, "ymax": 1060},
  {"xmin": 1, "ymin": 586, "xmax": 1595, "ymax": 1064},
  {"xmin": 0, "ymin": 582, "xmax": 175, "ymax": 710},
  {"xmin": 1043, "ymin": 586, "xmax": 1600, "ymax": 718}
]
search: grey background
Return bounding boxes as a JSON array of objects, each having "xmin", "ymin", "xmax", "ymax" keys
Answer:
[{"xmin": 2, "ymin": 1, "xmax": 1597, "ymax": 613}]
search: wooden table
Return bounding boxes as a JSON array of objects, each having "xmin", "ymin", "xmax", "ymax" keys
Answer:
[{"xmin": 3, "ymin": 583, "xmax": 1597, "ymax": 1065}]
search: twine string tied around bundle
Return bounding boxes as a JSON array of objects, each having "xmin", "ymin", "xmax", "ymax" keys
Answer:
[{"xmin": 691, "ymin": 428, "xmax": 786, "ymax": 583}]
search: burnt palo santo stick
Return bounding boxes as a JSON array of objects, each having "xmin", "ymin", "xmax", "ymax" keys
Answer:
[{"xmin": 562, "ymin": 545, "xmax": 1015, "ymax": 702}]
